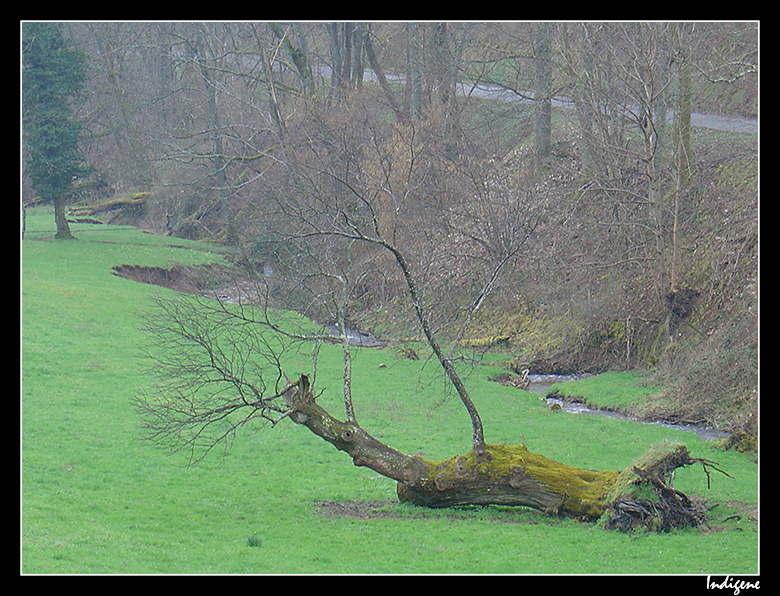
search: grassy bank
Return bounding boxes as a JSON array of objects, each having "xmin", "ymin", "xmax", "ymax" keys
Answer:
[
  {"xmin": 547, "ymin": 372, "xmax": 662, "ymax": 414},
  {"xmin": 21, "ymin": 208, "xmax": 758, "ymax": 574}
]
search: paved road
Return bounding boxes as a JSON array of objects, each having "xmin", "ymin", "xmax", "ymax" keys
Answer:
[
  {"xmin": 689, "ymin": 111, "xmax": 757, "ymax": 135},
  {"xmin": 317, "ymin": 66, "xmax": 758, "ymax": 136},
  {"xmin": 457, "ymin": 80, "xmax": 758, "ymax": 135}
]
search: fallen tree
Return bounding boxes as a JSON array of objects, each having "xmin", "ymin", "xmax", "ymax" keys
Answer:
[
  {"xmin": 69, "ymin": 191, "xmax": 150, "ymax": 217},
  {"xmin": 278, "ymin": 373, "xmax": 724, "ymax": 530},
  {"xmin": 133, "ymin": 192, "xmax": 729, "ymax": 532}
]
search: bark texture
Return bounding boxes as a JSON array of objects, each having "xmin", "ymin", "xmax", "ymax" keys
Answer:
[{"xmin": 396, "ymin": 443, "xmax": 618, "ymax": 517}]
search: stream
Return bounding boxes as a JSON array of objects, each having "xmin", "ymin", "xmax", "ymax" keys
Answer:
[
  {"xmin": 525, "ymin": 374, "xmax": 730, "ymax": 442},
  {"xmin": 324, "ymin": 324, "xmax": 387, "ymax": 348}
]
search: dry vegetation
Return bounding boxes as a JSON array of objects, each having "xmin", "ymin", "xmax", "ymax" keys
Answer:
[{"xmin": 27, "ymin": 22, "xmax": 757, "ymax": 434}]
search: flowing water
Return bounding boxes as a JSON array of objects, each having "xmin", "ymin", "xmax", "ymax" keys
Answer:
[{"xmin": 525, "ymin": 374, "xmax": 729, "ymax": 442}]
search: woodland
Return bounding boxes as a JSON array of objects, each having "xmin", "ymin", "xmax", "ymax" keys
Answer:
[{"xmin": 22, "ymin": 22, "xmax": 758, "ymax": 530}]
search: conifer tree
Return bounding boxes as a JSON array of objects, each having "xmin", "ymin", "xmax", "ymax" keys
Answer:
[{"xmin": 22, "ymin": 22, "xmax": 88, "ymax": 239}]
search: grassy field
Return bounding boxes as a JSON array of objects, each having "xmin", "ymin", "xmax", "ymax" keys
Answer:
[{"xmin": 21, "ymin": 207, "xmax": 759, "ymax": 574}]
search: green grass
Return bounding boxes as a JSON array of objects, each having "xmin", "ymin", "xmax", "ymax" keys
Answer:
[
  {"xmin": 548, "ymin": 371, "xmax": 662, "ymax": 413},
  {"xmin": 22, "ymin": 207, "xmax": 759, "ymax": 574}
]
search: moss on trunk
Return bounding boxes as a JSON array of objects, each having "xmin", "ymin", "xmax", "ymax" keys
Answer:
[
  {"xmin": 398, "ymin": 443, "xmax": 619, "ymax": 518},
  {"xmin": 284, "ymin": 375, "xmax": 721, "ymax": 531}
]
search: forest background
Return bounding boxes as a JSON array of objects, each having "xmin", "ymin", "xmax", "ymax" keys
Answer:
[{"xmin": 22, "ymin": 21, "xmax": 758, "ymax": 436}]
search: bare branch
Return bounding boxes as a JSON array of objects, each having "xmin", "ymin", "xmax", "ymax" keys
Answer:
[{"xmin": 134, "ymin": 293, "xmax": 308, "ymax": 463}]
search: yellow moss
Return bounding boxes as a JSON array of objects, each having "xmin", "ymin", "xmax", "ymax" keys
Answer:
[
  {"xmin": 69, "ymin": 192, "xmax": 151, "ymax": 217},
  {"xmin": 714, "ymin": 430, "xmax": 757, "ymax": 454},
  {"xmin": 502, "ymin": 445, "xmax": 619, "ymax": 517},
  {"xmin": 604, "ymin": 441, "xmax": 688, "ymax": 504},
  {"xmin": 459, "ymin": 335, "xmax": 511, "ymax": 348},
  {"xmin": 607, "ymin": 319, "xmax": 628, "ymax": 343},
  {"xmin": 716, "ymin": 158, "xmax": 758, "ymax": 192},
  {"xmin": 458, "ymin": 305, "xmax": 582, "ymax": 360},
  {"xmin": 126, "ymin": 191, "xmax": 151, "ymax": 200},
  {"xmin": 420, "ymin": 443, "xmax": 619, "ymax": 517}
]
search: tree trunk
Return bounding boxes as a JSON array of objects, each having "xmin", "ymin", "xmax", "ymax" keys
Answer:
[
  {"xmin": 268, "ymin": 22, "xmax": 315, "ymax": 97},
  {"xmin": 261, "ymin": 47, "xmax": 286, "ymax": 137},
  {"xmin": 533, "ymin": 22, "xmax": 552, "ymax": 172},
  {"xmin": 669, "ymin": 23, "xmax": 693, "ymax": 298},
  {"xmin": 195, "ymin": 36, "xmax": 227, "ymax": 197},
  {"xmin": 364, "ymin": 25, "xmax": 405, "ymax": 122},
  {"xmin": 397, "ymin": 443, "xmax": 617, "ymax": 516},
  {"xmin": 407, "ymin": 23, "xmax": 423, "ymax": 119},
  {"xmin": 54, "ymin": 195, "xmax": 75, "ymax": 239},
  {"xmin": 284, "ymin": 374, "xmax": 715, "ymax": 529}
]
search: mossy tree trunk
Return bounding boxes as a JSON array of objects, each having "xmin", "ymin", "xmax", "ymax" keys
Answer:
[{"xmin": 284, "ymin": 375, "xmax": 715, "ymax": 528}]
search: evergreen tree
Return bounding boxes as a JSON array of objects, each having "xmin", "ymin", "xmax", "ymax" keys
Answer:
[{"xmin": 22, "ymin": 22, "xmax": 88, "ymax": 239}]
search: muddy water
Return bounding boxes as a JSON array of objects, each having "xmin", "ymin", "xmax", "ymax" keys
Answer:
[{"xmin": 525, "ymin": 374, "xmax": 729, "ymax": 442}]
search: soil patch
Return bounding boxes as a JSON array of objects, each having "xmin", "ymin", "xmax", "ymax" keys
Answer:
[
  {"xmin": 111, "ymin": 263, "xmax": 238, "ymax": 296},
  {"xmin": 112, "ymin": 264, "xmax": 203, "ymax": 294},
  {"xmin": 113, "ymin": 263, "xmax": 387, "ymax": 347},
  {"xmin": 314, "ymin": 500, "xmax": 552, "ymax": 524},
  {"xmin": 315, "ymin": 500, "xmax": 399, "ymax": 520}
]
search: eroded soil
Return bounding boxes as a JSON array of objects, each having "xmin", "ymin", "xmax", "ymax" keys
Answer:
[{"xmin": 111, "ymin": 263, "xmax": 249, "ymax": 301}]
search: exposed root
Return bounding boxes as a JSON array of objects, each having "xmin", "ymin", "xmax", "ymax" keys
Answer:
[{"xmin": 601, "ymin": 443, "xmax": 729, "ymax": 532}]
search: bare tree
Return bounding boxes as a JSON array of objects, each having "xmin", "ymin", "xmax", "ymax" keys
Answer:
[
  {"xmin": 557, "ymin": 23, "xmax": 686, "ymax": 334},
  {"xmin": 134, "ymin": 90, "xmax": 721, "ymax": 527}
]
